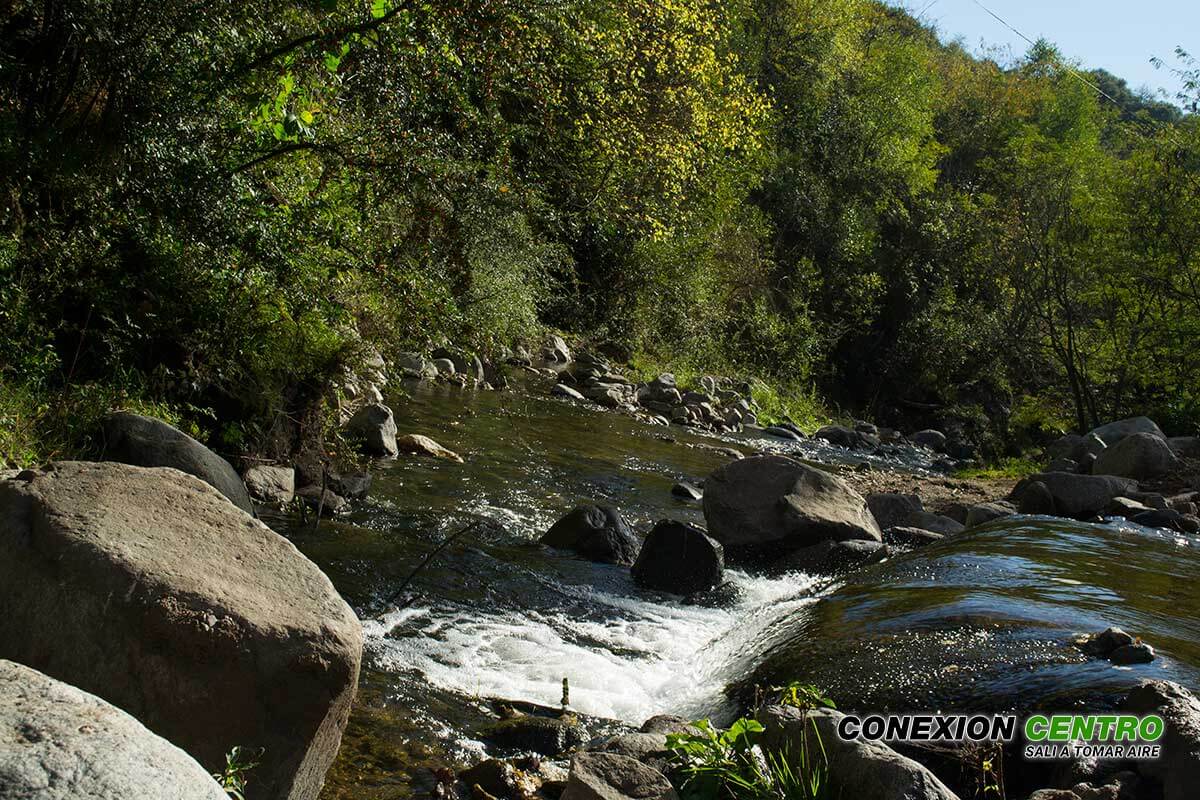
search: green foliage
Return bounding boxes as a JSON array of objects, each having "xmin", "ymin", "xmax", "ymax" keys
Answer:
[
  {"xmin": 773, "ymin": 682, "xmax": 836, "ymax": 712},
  {"xmin": 212, "ymin": 746, "xmax": 262, "ymax": 800},
  {"xmin": 1, "ymin": 0, "xmax": 1197, "ymax": 463},
  {"xmin": 667, "ymin": 714, "xmax": 828, "ymax": 800}
]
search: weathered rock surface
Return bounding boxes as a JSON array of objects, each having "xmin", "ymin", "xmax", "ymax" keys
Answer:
[
  {"xmin": 1121, "ymin": 681, "xmax": 1200, "ymax": 800},
  {"xmin": 1011, "ymin": 473, "xmax": 1138, "ymax": 518},
  {"xmin": 544, "ymin": 335, "xmax": 572, "ymax": 364},
  {"xmin": 396, "ymin": 433, "xmax": 463, "ymax": 462},
  {"xmin": 482, "ymin": 715, "xmax": 586, "ymax": 756},
  {"xmin": 703, "ymin": 456, "xmax": 881, "ymax": 562},
  {"xmin": 561, "ymin": 752, "xmax": 678, "ymax": 800},
  {"xmin": 1169, "ymin": 436, "xmax": 1200, "ymax": 458},
  {"xmin": 815, "ymin": 424, "xmax": 878, "ymax": 450},
  {"xmin": 345, "ymin": 403, "xmax": 399, "ymax": 457},
  {"xmin": 866, "ymin": 492, "xmax": 924, "ymax": 530},
  {"xmin": 1093, "ymin": 432, "xmax": 1180, "ymax": 480},
  {"xmin": 884, "ymin": 526, "xmax": 945, "ymax": 547},
  {"xmin": 0, "ymin": 462, "xmax": 362, "ymax": 800},
  {"xmin": 101, "ymin": 411, "xmax": 253, "ymax": 513},
  {"xmin": 586, "ymin": 732, "xmax": 672, "ymax": 772},
  {"xmin": 244, "ymin": 465, "xmax": 296, "ymax": 506},
  {"xmin": 758, "ymin": 705, "xmax": 959, "ymax": 800},
  {"xmin": 0, "ymin": 659, "xmax": 227, "ymax": 799},
  {"xmin": 631, "ymin": 520, "xmax": 724, "ymax": 595},
  {"xmin": 540, "ymin": 505, "xmax": 640, "ymax": 566}
]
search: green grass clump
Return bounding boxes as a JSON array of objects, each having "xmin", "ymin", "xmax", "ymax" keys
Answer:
[{"xmin": 954, "ymin": 456, "xmax": 1040, "ymax": 480}]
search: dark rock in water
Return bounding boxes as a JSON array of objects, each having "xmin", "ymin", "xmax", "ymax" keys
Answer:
[
  {"xmin": 541, "ymin": 505, "xmax": 640, "ymax": 566},
  {"xmin": 101, "ymin": 412, "xmax": 253, "ymax": 513},
  {"xmin": 483, "ymin": 715, "xmax": 587, "ymax": 756},
  {"xmin": 965, "ymin": 501, "xmax": 1016, "ymax": 528},
  {"xmin": 328, "ymin": 470, "xmax": 372, "ymax": 500},
  {"xmin": 757, "ymin": 706, "xmax": 958, "ymax": 800},
  {"xmin": 1132, "ymin": 508, "xmax": 1200, "ymax": 533},
  {"xmin": 884, "ymin": 526, "xmax": 945, "ymax": 548},
  {"xmin": 815, "ymin": 424, "xmax": 879, "ymax": 451},
  {"xmin": 1121, "ymin": 681, "xmax": 1200, "ymax": 800},
  {"xmin": 911, "ymin": 429, "xmax": 947, "ymax": 452},
  {"xmin": 763, "ymin": 425, "xmax": 803, "ymax": 441},
  {"xmin": 632, "ymin": 521, "xmax": 724, "ymax": 595},
  {"xmin": 867, "ymin": 492, "xmax": 924, "ymax": 530},
  {"xmin": 296, "ymin": 485, "xmax": 349, "ymax": 516},
  {"xmin": 670, "ymin": 481, "xmax": 703, "ymax": 501},
  {"xmin": 703, "ymin": 455, "xmax": 881, "ymax": 563},
  {"xmin": 561, "ymin": 752, "xmax": 677, "ymax": 800},
  {"xmin": 906, "ymin": 511, "xmax": 965, "ymax": 536},
  {"xmin": 1080, "ymin": 627, "xmax": 1134, "ymax": 656},
  {"xmin": 1109, "ymin": 642, "xmax": 1155, "ymax": 664},
  {"xmin": 1011, "ymin": 473, "xmax": 1138, "ymax": 518},
  {"xmin": 1106, "ymin": 496, "xmax": 1152, "ymax": 517},
  {"xmin": 779, "ymin": 538, "xmax": 888, "ymax": 574},
  {"xmin": 1094, "ymin": 432, "xmax": 1180, "ymax": 480}
]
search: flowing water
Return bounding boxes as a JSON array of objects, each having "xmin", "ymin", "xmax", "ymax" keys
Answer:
[{"xmin": 275, "ymin": 377, "xmax": 1200, "ymax": 799}]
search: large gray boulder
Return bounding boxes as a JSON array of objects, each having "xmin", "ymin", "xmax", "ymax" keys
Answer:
[
  {"xmin": 345, "ymin": 403, "xmax": 399, "ymax": 457},
  {"xmin": 758, "ymin": 705, "xmax": 959, "ymax": 800},
  {"xmin": 561, "ymin": 752, "xmax": 677, "ymax": 800},
  {"xmin": 0, "ymin": 462, "xmax": 362, "ymax": 800},
  {"xmin": 1088, "ymin": 417, "xmax": 1166, "ymax": 447},
  {"xmin": 101, "ymin": 411, "xmax": 252, "ymax": 513},
  {"xmin": 1010, "ymin": 472, "xmax": 1138, "ymax": 518},
  {"xmin": 541, "ymin": 505, "xmax": 640, "ymax": 566},
  {"xmin": 0, "ymin": 660, "xmax": 227, "ymax": 799},
  {"xmin": 1093, "ymin": 432, "xmax": 1180, "ymax": 480},
  {"xmin": 703, "ymin": 456, "xmax": 881, "ymax": 562},
  {"xmin": 1121, "ymin": 681, "xmax": 1200, "ymax": 800}
]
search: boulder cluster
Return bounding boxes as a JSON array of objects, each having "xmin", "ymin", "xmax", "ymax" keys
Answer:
[{"xmin": 1012, "ymin": 416, "xmax": 1199, "ymax": 530}]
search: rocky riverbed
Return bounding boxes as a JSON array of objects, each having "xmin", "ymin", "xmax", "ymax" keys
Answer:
[{"xmin": 3, "ymin": 342, "xmax": 1199, "ymax": 800}]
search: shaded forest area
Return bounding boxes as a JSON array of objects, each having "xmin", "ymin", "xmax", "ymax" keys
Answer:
[{"xmin": 2, "ymin": 0, "xmax": 1198, "ymax": 464}]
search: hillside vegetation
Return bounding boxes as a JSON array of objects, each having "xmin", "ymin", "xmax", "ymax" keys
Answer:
[{"xmin": 2, "ymin": 0, "xmax": 1198, "ymax": 464}]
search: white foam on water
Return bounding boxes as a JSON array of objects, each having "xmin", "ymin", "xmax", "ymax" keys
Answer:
[{"xmin": 365, "ymin": 570, "xmax": 821, "ymax": 723}]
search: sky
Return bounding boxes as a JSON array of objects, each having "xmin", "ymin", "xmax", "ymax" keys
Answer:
[{"xmin": 909, "ymin": 0, "xmax": 1198, "ymax": 103}]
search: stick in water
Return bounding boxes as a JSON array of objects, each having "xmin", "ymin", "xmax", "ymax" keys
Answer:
[{"xmin": 379, "ymin": 518, "xmax": 485, "ymax": 614}]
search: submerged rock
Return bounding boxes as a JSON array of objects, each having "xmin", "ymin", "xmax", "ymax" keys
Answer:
[
  {"xmin": 554, "ymin": 383, "xmax": 587, "ymax": 401},
  {"xmin": 884, "ymin": 526, "xmax": 945, "ymax": 548},
  {"xmin": 561, "ymin": 752, "xmax": 678, "ymax": 800},
  {"xmin": 0, "ymin": 660, "xmax": 227, "ymax": 799},
  {"xmin": 703, "ymin": 455, "xmax": 881, "ymax": 563},
  {"xmin": 101, "ymin": 411, "xmax": 253, "ymax": 513},
  {"xmin": 541, "ymin": 505, "xmax": 640, "ymax": 566},
  {"xmin": 632, "ymin": 520, "xmax": 724, "ymax": 595},
  {"xmin": 0, "ymin": 462, "xmax": 363, "ymax": 800},
  {"xmin": 1131, "ymin": 508, "xmax": 1200, "ymax": 533},
  {"xmin": 781, "ymin": 538, "xmax": 889, "ymax": 574},
  {"xmin": 758, "ymin": 705, "xmax": 959, "ymax": 800},
  {"xmin": 965, "ymin": 501, "xmax": 1016, "ymax": 528}
]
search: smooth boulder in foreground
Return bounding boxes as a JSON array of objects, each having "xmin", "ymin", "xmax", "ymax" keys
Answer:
[
  {"xmin": 101, "ymin": 411, "xmax": 253, "ymax": 513},
  {"xmin": 0, "ymin": 462, "xmax": 362, "ymax": 800},
  {"xmin": 703, "ymin": 455, "xmax": 881, "ymax": 562},
  {"xmin": 0, "ymin": 659, "xmax": 227, "ymax": 799}
]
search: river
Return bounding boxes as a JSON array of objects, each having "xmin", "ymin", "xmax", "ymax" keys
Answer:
[{"xmin": 268, "ymin": 377, "xmax": 1200, "ymax": 799}]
